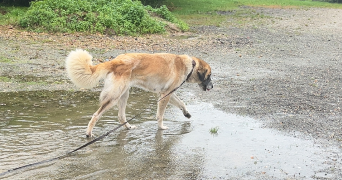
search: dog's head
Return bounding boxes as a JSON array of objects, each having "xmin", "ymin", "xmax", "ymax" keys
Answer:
[{"xmin": 191, "ymin": 57, "xmax": 213, "ymax": 91}]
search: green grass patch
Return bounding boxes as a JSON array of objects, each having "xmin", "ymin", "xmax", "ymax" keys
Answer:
[
  {"xmin": 25, "ymin": 81, "xmax": 48, "ymax": 85},
  {"xmin": 165, "ymin": 0, "xmax": 342, "ymax": 15},
  {"xmin": 18, "ymin": 0, "xmax": 187, "ymax": 35},
  {"xmin": 0, "ymin": 56, "xmax": 12, "ymax": 63},
  {"xmin": 0, "ymin": 6, "xmax": 28, "ymax": 25},
  {"xmin": 0, "ymin": 76, "xmax": 11, "ymax": 82},
  {"xmin": 0, "ymin": 75, "xmax": 50, "ymax": 85},
  {"xmin": 177, "ymin": 13, "xmax": 229, "ymax": 26},
  {"xmin": 238, "ymin": 0, "xmax": 342, "ymax": 8},
  {"xmin": 162, "ymin": 0, "xmax": 342, "ymax": 26}
]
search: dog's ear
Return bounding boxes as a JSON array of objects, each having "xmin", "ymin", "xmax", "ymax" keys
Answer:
[{"xmin": 193, "ymin": 56, "xmax": 211, "ymax": 81}]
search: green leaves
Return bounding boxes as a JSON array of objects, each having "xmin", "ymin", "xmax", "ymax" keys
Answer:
[
  {"xmin": 146, "ymin": 5, "xmax": 189, "ymax": 31},
  {"xmin": 18, "ymin": 0, "xmax": 186, "ymax": 35}
]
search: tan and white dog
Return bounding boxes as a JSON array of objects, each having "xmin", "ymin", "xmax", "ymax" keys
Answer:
[{"xmin": 65, "ymin": 49, "xmax": 213, "ymax": 137}]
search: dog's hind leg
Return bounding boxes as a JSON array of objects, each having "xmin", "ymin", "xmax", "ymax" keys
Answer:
[
  {"xmin": 86, "ymin": 99, "xmax": 116, "ymax": 137},
  {"xmin": 169, "ymin": 93, "xmax": 191, "ymax": 118},
  {"xmin": 86, "ymin": 76, "xmax": 129, "ymax": 137},
  {"xmin": 118, "ymin": 88, "xmax": 136, "ymax": 129},
  {"xmin": 156, "ymin": 93, "xmax": 171, "ymax": 130}
]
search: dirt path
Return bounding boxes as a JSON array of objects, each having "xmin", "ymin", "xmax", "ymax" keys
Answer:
[{"xmin": 1, "ymin": 6, "xmax": 342, "ymax": 178}]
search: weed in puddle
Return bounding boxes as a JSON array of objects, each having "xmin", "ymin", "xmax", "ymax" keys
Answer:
[{"xmin": 209, "ymin": 126, "xmax": 219, "ymax": 135}]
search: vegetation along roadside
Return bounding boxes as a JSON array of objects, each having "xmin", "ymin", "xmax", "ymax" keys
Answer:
[{"xmin": 1, "ymin": 0, "xmax": 342, "ymax": 36}]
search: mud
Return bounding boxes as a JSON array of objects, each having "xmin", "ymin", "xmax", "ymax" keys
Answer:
[{"xmin": 1, "ymin": 7, "xmax": 342, "ymax": 179}]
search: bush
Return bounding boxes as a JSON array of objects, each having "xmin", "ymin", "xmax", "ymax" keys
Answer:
[
  {"xmin": 0, "ymin": 6, "xmax": 28, "ymax": 25},
  {"xmin": 146, "ymin": 5, "xmax": 188, "ymax": 31},
  {"xmin": 19, "ymin": 0, "xmax": 187, "ymax": 35}
]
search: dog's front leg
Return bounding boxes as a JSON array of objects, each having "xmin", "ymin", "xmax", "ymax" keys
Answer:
[
  {"xmin": 156, "ymin": 94, "xmax": 171, "ymax": 130},
  {"xmin": 169, "ymin": 94, "xmax": 191, "ymax": 118}
]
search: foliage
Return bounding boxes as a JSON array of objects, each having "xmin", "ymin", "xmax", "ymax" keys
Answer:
[
  {"xmin": 146, "ymin": 5, "xmax": 188, "ymax": 31},
  {"xmin": 0, "ymin": 6, "xmax": 28, "ymax": 25},
  {"xmin": 18, "ymin": 0, "xmax": 186, "ymax": 35}
]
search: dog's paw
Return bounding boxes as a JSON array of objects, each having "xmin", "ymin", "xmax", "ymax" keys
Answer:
[
  {"xmin": 158, "ymin": 125, "xmax": 168, "ymax": 130},
  {"xmin": 184, "ymin": 112, "xmax": 191, "ymax": 119},
  {"xmin": 86, "ymin": 133, "xmax": 93, "ymax": 138}
]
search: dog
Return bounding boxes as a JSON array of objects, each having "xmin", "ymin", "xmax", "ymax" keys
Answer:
[{"xmin": 65, "ymin": 49, "xmax": 213, "ymax": 137}]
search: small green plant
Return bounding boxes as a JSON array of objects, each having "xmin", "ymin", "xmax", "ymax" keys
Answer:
[
  {"xmin": 18, "ymin": 0, "xmax": 187, "ymax": 35},
  {"xmin": 0, "ymin": 56, "xmax": 12, "ymax": 63},
  {"xmin": 0, "ymin": 76, "xmax": 11, "ymax": 82},
  {"xmin": 209, "ymin": 127, "xmax": 219, "ymax": 134}
]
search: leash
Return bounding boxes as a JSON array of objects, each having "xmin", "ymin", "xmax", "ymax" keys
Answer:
[
  {"xmin": 0, "ymin": 60, "xmax": 196, "ymax": 177},
  {"xmin": 0, "ymin": 114, "xmax": 138, "ymax": 177}
]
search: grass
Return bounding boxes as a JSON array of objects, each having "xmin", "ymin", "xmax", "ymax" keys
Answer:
[
  {"xmin": 0, "ymin": 55, "xmax": 12, "ymax": 63},
  {"xmin": 209, "ymin": 127, "xmax": 219, "ymax": 134},
  {"xmin": 0, "ymin": 75, "xmax": 50, "ymax": 85},
  {"xmin": 163, "ymin": 0, "xmax": 342, "ymax": 26},
  {"xmin": 239, "ymin": 0, "xmax": 342, "ymax": 8},
  {"xmin": 165, "ymin": 0, "xmax": 342, "ymax": 15},
  {"xmin": 0, "ymin": 76, "xmax": 11, "ymax": 82},
  {"xmin": 0, "ymin": 6, "xmax": 27, "ymax": 25},
  {"xmin": 25, "ymin": 81, "xmax": 48, "ymax": 85}
]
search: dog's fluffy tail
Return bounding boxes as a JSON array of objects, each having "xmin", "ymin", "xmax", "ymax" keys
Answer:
[{"xmin": 65, "ymin": 49, "xmax": 108, "ymax": 89}]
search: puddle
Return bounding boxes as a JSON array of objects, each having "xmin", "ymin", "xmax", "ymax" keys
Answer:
[
  {"xmin": 0, "ymin": 90, "xmax": 341, "ymax": 179},
  {"xmin": 168, "ymin": 103, "xmax": 342, "ymax": 179}
]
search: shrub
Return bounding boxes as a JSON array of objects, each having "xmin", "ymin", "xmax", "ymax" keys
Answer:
[
  {"xmin": 0, "ymin": 6, "xmax": 28, "ymax": 25},
  {"xmin": 146, "ymin": 5, "xmax": 189, "ymax": 31},
  {"xmin": 19, "ymin": 0, "xmax": 186, "ymax": 35}
]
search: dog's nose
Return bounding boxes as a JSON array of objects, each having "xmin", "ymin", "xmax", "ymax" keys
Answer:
[{"xmin": 207, "ymin": 81, "xmax": 213, "ymax": 90}]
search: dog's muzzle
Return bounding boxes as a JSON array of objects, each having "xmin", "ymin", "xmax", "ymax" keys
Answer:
[
  {"xmin": 198, "ymin": 71, "xmax": 213, "ymax": 91},
  {"xmin": 206, "ymin": 81, "xmax": 213, "ymax": 91},
  {"xmin": 199, "ymin": 77, "xmax": 213, "ymax": 91}
]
